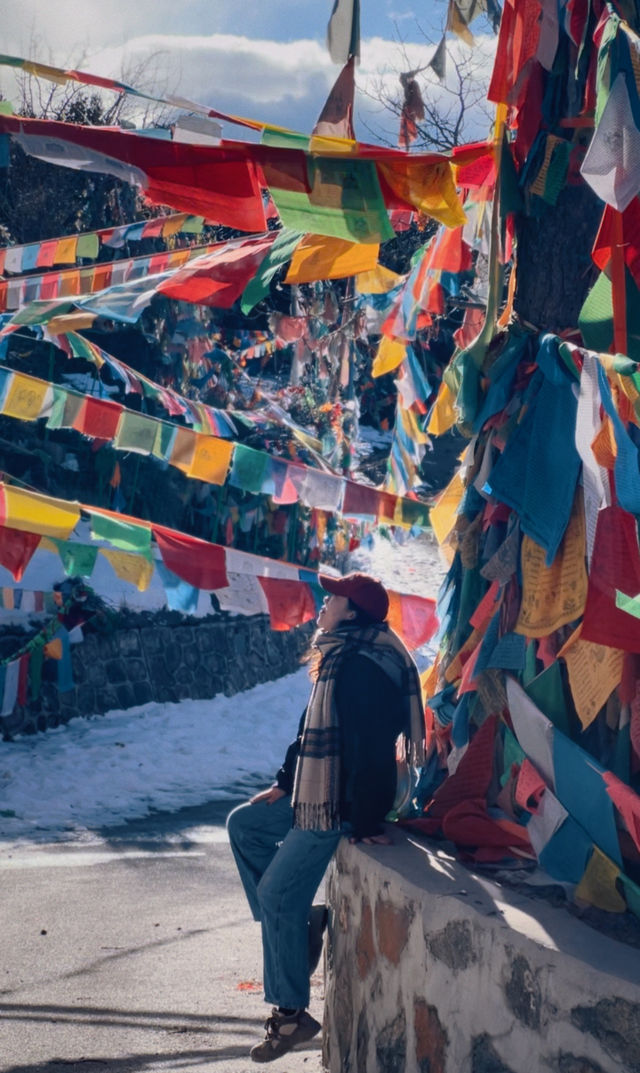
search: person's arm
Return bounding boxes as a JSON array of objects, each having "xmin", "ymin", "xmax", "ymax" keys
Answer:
[
  {"xmin": 251, "ymin": 709, "xmax": 306, "ymax": 803},
  {"xmin": 335, "ymin": 657, "xmax": 402, "ymax": 840}
]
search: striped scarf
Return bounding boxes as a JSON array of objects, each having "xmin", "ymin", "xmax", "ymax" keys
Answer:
[{"xmin": 291, "ymin": 622, "xmax": 425, "ymax": 831}]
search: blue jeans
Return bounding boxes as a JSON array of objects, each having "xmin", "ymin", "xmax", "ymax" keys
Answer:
[{"xmin": 226, "ymin": 796, "xmax": 344, "ymax": 1009}]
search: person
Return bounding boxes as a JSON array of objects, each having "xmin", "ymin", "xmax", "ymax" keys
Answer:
[{"xmin": 226, "ymin": 571, "xmax": 425, "ymax": 1063}]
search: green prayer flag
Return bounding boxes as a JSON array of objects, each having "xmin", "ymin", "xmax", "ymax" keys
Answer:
[
  {"xmin": 46, "ymin": 386, "xmax": 67, "ymax": 430},
  {"xmin": 90, "ymin": 513, "xmax": 152, "ymax": 555},
  {"xmin": 261, "ymin": 130, "xmax": 310, "ymax": 151},
  {"xmin": 52, "ymin": 539, "xmax": 99, "ymax": 577},
  {"xmin": 11, "ymin": 299, "xmax": 75, "ymax": 326},
  {"xmin": 578, "ymin": 267, "xmax": 640, "ymax": 362},
  {"xmin": 113, "ymin": 410, "xmax": 157, "ymax": 454},
  {"xmin": 180, "ymin": 215, "xmax": 205, "ymax": 234},
  {"xmin": 76, "ymin": 233, "xmax": 100, "ymax": 259},
  {"xmin": 525, "ymin": 660, "xmax": 572, "ymax": 736},
  {"xmin": 619, "ymin": 872, "xmax": 640, "ymax": 921},
  {"xmin": 229, "ymin": 444, "xmax": 269, "ymax": 494},
  {"xmin": 269, "ymin": 156, "xmax": 394, "ymax": 244},
  {"xmin": 152, "ymin": 422, "xmax": 177, "ymax": 459},
  {"xmin": 240, "ymin": 228, "xmax": 304, "ymax": 314},
  {"xmin": 500, "ymin": 726, "xmax": 525, "ymax": 786},
  {"xmin": 399, "ymin": 499, "xmax": 429, "ymax": 528},
  {"xmin": 46, "ymin": 388, "xmax": 83, "ymax": 430},
  {"xmin": 615, "ymin": 589, "xmax": 640, "ymax": 619},
  {"xmin": 28, "ymin": 644, "xmax": 44, "ymax": 703}
]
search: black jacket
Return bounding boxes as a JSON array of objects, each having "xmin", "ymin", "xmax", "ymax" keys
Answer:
[{"xmin": 274, "ymin": 654, "xmax": 405, "ymax": 838}]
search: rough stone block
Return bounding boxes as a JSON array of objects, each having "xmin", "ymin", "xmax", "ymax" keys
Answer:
[
  {"xmin": 471, "ymin": 1034, "xmax": 516, "ymax": 1073},
  {"xmin": 132, "ymin": 682, "xmax": 153, "ymax": 706},
  {"xmin": 117, "ymin": 630, "xmax": 142, "ymax": 656},
  {"xmin": 124, "ymin": 658, "xmax": 149, "ymax": 683},
  {"xmin": 375, "ymin": 897, "xmax": 413, "ymax": 965},
  {"xmin": 105, "ymin": 659, "xmax": 127, "ymax": 685},
  {"xmin": 571, "ymin": 998, "xmax": 640, "ymax": 1072},
  {"xmin": 115, "ymin": 682, "xmax": 137, "ymax": 710},
  {"xmin": 504, "ymin": 953, "xmax": 542, "ymax": 1030},
  {"xmin": 356, "ymin": 898, "xmax": 375, "ymax": 980},
  {"xmin": 556, "ymin": 1055, "xmax": 607, "ymax": 1073},
  {"xmin": 75, "ymin": 685, "xmax": 97, "ymax": 714},
  {"xmin": 427, "ymin": 919, "xmax": 477, "ymax": 972},
  {"xmin": 376, "ymin": 1008, "xmax": 407, "ymax": 1073}
]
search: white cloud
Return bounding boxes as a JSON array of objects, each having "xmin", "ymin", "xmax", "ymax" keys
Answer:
[{"xmin": 0, "ymin": 8, "xmax": 497, "ymax": 146}]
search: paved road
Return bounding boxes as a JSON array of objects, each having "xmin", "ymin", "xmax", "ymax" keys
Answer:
[{"xmin": 0, "ymin": 799, "xmax": 326, "ymax": 1073}]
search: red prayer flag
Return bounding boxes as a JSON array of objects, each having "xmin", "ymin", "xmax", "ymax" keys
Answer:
[
  {"xmin": 158, "ymin": 236, "xmax": 275, "ymax": 307},
  {"xmin": 580, "ymin": 505, "xmax": 640, "ymax": 651},
  {"xmin": 153, "ymin": 526, "xmax": 228, "ymax": 591},
  {"xmin": 0, "ymin": 525, "xmax": 41, "ymax": 581},
  {"xmin": 74, "ymin": 397, "xmax": 123, "ymax": 440},
  {"xmin": 258, "ymin": 577, "xmax": 316, "ymax": 631}
]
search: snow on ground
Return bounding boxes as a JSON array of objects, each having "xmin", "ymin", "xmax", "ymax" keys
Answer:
[{"xmin": 0, "ymin": 531, "xmax": 445, "ymax": 847}]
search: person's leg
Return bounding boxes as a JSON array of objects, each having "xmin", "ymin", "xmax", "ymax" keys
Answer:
[
  {"xmin": 226, "ymin": 795, "xmax": 293, "ymax": 921},
  {"xmin": 256, "ymin": 826, "xmax": 343, "ymax": 1012}
]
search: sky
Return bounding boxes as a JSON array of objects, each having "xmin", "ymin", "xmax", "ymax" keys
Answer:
[{"xmin": 1, "ymin": 1, "xmax": 497, "ymax": 145}]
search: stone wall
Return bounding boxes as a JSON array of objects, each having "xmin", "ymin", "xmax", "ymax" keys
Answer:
[
  {"xmin": 0, "ymin": 614, "xmax": 314, "ymax": 738},
  {"xmin": 324, "ymin": 833, "xmax": 640, "ymax": 1073}
]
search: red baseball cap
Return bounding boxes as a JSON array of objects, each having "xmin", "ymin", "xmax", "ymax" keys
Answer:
[{"xmin": 318, "ymin": 571, "xmax": 389, "ymax": 622}]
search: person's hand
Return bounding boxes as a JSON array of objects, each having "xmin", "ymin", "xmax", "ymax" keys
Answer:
[
  {"xmin": 349, "ymin": 832, "xmax": 393, "ymax": 845},
  {"xmin": 250, "ymin": 785, "xmax": 287, "ymax": 805}
]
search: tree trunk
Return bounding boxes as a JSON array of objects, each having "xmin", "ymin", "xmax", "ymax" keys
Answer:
[{"xmin": 513, "ymin": 182, "xmax": 602, "ymax": 334}]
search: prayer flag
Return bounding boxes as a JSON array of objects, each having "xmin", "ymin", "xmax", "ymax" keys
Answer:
[
  {"xmin": 286, "ymin": 233, "xmax": 378, "ymax": 284},
  {"xmin": 89, "ymin": 511, "xmax": 152, "ymax": 555},
  {"xmin": 327, "ymin": 0, "xmax": 361, "ymax": 64},
  {"xmin": 258, "ymin": 577, "xmax": 316, "ymax": 630},
  {"xmin": 158, "ymin": 236, "xmax": 275, "ymax": 307},
  {"xmin": 187, "ymin": 435, "xmax": 233, "ymax": 485},
  {"xmin": 153, "ymin": 526, "xmax": 228, "ymax": 591},
  {"xmin": 313, "ymin": 57, "xmax": 356, "ymax": 141},
  {"xmin": 100, "ymin": 547, "xmax": 154, "ymax": 591},
  {"xmin": 0, "ymin": 484, "xmax": 79, "ymax": 539},
  {"xmin": 0, "ymin": 525, "xmax": 41, "ymax": 581}
]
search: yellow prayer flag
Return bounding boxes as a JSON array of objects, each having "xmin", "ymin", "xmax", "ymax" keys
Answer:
[
  {"xmin": 2, "ymin": 373, "xmax": 52, "ymax": 421},
  {"xmin": 377, "ymin": 159, "xmax": 466, "ymax": 229},
  {"xmin": 23, "ymin": 60, "xmax": 68, "ymax": 84},
  {"xmin": 46, "ymin": 312, "xmax": 97, "ymax": 334},
  {"xmin": 43, "ymin": 638, "xmax": 63, "ymax": 660},
  {"xmin": 169, "ymin": 427, "xmax": 197, "ymax": 473},
  {"xmin": 574, "ymin": 847, "xmax": 626, "ymax": 913},
  {"xmin": 100, "ymin": 548, "xmax": 154, "ymax": 591},
  {"xmin": 187, "ymin": 435, "xmax": 234, "ymax": 485},
  {"xmin": 53, "ymin": 236, "xmax": 78, "ymax": 264},
  {"xmin": 308, "ymin": 134, "xmax": 358, "ymax": 155},
  {"xmin": 162, "ymin": 213, "xmax": 189, "ymax": 236},
  {"xmin": 427, "ymin": 380, "xmax": 457, "ymax": 436},
  {"xmin": 372, "ymin": 335, "xmax": 407, "ymax": 377},
  {"xmin": 429, "ymin": 469, "xmax": 465, "ymax": 548},
  {"xmin": 515, "ymin": 495, "xmax": 588, "ymax": 638},
  {"xmin": 355, "ymin": 263, "xmax": 403, "ymax": 294},
  {"xmin": 420, "ymin": 657, "xmax": 440, "ymax": 701},
  {"xmin": 558, "ymin": 627, "xmax": 624, "ymax": 730},
  {"xmin": 285, "ymin": 234, "xmax": 379, "ymax": 285},
  {"xmin": 2, "ymin": 485, "xmax": 80, "ymax": 539}
]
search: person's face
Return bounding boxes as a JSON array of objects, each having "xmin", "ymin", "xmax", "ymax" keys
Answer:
[{"xmin": 317, "ymin": 593, "xmax": 355, "ymax": 632}]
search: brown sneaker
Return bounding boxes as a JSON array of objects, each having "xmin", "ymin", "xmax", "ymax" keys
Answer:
[{"xmin": 250, "ymin": 1007, "xmax": 322, "ymax": 1063}]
